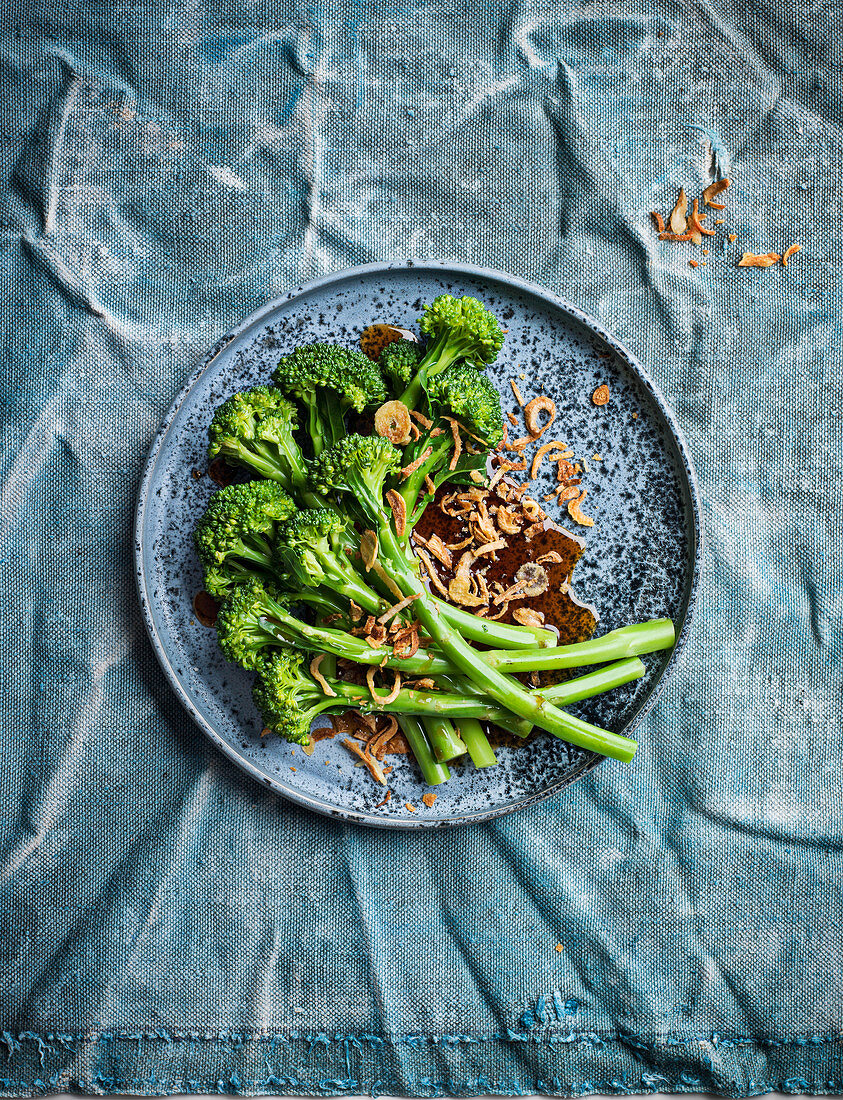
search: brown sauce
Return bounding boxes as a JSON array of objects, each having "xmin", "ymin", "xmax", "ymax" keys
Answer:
[
  {"xmin": 359, "ymin": 324, "xmax": 418, "ymax": 362},
  {"xmin": 412, "ymin": 484, "xmax": 597, "ymax": 747}
]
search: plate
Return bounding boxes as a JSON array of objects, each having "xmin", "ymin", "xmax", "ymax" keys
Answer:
[{"xmin": 134, "ymin": 261, "xmax": 700, "ymax": 828}]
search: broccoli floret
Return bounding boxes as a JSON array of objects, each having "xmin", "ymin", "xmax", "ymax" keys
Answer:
[
  {"xmin": 308, "ymin": 434, "xmax": 401, "ymax": 522},
  {"xmin": 427, "ymin": 363, "xmax": 504, "ymax": 448},
  {"xmin": 194, "ymin": 482, "xmax": 296, "ymax": 597},
  {"xmin": 215, "ymin": 577, "xmax": 292, "ymax": 670},
  {"xmin": 398, "ymin": 294, "xmax": 505, "ymax": 409},
  {"xmin": 208, "ymin": 387, "xmax": 307, "ymax": 488},
  {"xmin": 272, "ymin": 509, "xmax": 349, "ymax": 587},
  {"xmin": 418, "ymin": 294, "xmax": 504, "ymax": 367},
  {"xmin": 379, "ymin": 339, "xmax": 424, "ymax": 392},
  {"xmin": 252, "ymin": 648, "xmax": 339, "ymax": 745},
  {"xmin": 273, "ymin": 342, "xmax": 387, "ymax": 455}
]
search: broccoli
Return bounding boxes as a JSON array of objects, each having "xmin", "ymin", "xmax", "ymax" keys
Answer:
[
  {"xmin": 379, "ymin": 339, "xmax": 424, "ymax": 392},
  {"xmin": 207, "ymin": 387, "xmax": 308, "ymax": 490},
  {"xmin": 250, "ymin": 644, "xmax": 534, "ymax": 750},
  {"xmin": 194, "ymin": 481, "xmax": 295, "ymax": 595},
  {"xmin": 400, "ymin": 294, "xmax": 505, "ymax": 408},
  {"xmin": 272, "ymin": 509, "xmax": 385, "ymax": 614},
  {"xmin": 308, "ymin": 434, "xmax": 401, "ymax": 522},
  {"xmin": 273, "ymin": 342, "xmax": 387, "ymax": 455},
  {"xmin": 427, "ymin": 363, "xmax": 504, "ymax": 449}
]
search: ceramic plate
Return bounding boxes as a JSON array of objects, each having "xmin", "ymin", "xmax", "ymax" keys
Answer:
[{"xmin": 135, "ymin": 261, "xmax": 700, "ymax": 828}]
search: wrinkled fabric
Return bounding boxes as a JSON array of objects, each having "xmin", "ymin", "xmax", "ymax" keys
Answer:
[{"xmin": 2, "ymin": 0, "xmax": 842, "ymax": 1095}]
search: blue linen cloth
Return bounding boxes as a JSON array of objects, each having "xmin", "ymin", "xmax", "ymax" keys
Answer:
[{"xmin": 2, "ymin": 0, "xmax": 841, "ymax": 1094}]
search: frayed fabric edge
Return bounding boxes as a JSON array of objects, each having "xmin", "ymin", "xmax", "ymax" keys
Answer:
[{"xmin": 2, "ymin": 1029, "xmax": 843, "ymax": 1098}]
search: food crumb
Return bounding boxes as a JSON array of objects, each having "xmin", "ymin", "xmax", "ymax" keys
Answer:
[
  {"xmin": 519, "ymin": 373, "xmax": 526, "ymax": 380},
  {"xmin": 290, "ymin": 766, "xmax": 296, "ymax": 772},
  {"xmin": 702, "ymin": 249, "xmax": 709, "ymax": 256},
  {"xmin": 324, "ymin": 760, "xmax": 330, "ymax": 765},
  {"xmin": 191, "ymin": 468, "xmax": 203, "ymax": 480},
  {"xmin": 689, "ymin": 259, "xmax": 699, "ymax": 268},
  {"xmin": 261, "ymin": 728, "xmax": 271, "ymax": 739},
  {"xmin": 632, "ymin": 412, "xmax": 639, "ymax": 419},
  {"xmin": 700, "ymin": 261, "xmax": 707, "ymax": 266},
  {"xmin": 782, "ymin": 243, "xmax": 801, "ymax": 267},
  {"xmin": 715, "ymin": 218, "xmax": 725, "ymax": 224},
  {"xmin": 405, "ymin": 802, "xmax": 417, "ymax": 812},
  {"xmin": 375, "ymin": 790, "xmax": 392, "ymax": 807},
  {"xmin": 592, "ymin": 453, "xmax": 602, "ymax": 461},
  {"xmin": 555, "ymin": 944, "xmax": 563, "ymax": 953},
  {"xmin": 728, "ymin": 233, "xmax": 737, "ymax": 242},
  {"xmin": 591, "ymin": 384, "xmax": 610, "ymax": 406},
  {"xmin": 422, "ymin": 792, "xmax": 437, "ymax": 808}
]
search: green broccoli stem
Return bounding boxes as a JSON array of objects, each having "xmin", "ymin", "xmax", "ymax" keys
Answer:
[
  {"xmin": 435, "ymin": 674, "xmax": 497, "ymax": 767},
  {"xmin": 326, "ymin": 679, "xmax": 533, "ymax": 725},
  {"xmin": 399, "ymin": 331, "xmax": 470, "ymax": 409},
  {"xmin": 395, "ymin": 716, "xmax": 451, "ymax": 786},
  {"xmin": 375, "ymin": 522, "xmax": 638, "ymax": 763},
  {"xmin": 258, "ymin": 613, "xmax": 673, "ymax": 681},
  {"xmin": 422, "ymin": 716, "xmax": 467, "ymax": 763},
  {"xmin": 495, "ymin": 657, "xmax": 647, "ymax": 739}
]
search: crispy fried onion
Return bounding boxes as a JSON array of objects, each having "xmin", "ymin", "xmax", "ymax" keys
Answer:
[
  {"xmin": 410, "ymin": 409, "xmax": 433, "ymax": 429},
  {"xmin": 495, "ymin": 505, "xmax": 523, "ymax": 534},
  {"xmin": 342, "ymin": 737, "xmax": 387, "ymax": 785},
  {"xmin": 448, "ymin": 551, "xmax": 486, "ymax": 607},
  {"xmin": 737, "ymin": 252, "xmax": 781, "ymax": 267},
  {"xmin": 442, "ymin": 416, "xmax": 463, "ymax": 470},
  {"xmin": 400, "ymin": 447, "xmax": 432, "ymax": 479},
  {"xmin": 374, "ymin": 401, "xmax": 412, "ymax": 445},
  {"xmin": 415, "ymin": 532, "xmax": 453, "ymax": 570},
  {"xmin": 361, "ymin": 529, "xmax": 378, "ymax": 571},
  {"xmin": 414, "ymin": 544, "xmax": 450, "ymax": 598},
  {"xmin": 474, "ymin": 539, "xmax": 507, "ymax": 557},
  {"xmin": 512, "ymin": 607, "xmax": 545, "ymax": 627},
  {"xmin": 377, "ymin": 592, "xmax": 420, "ymax": 625},
  {"xmin": 651, "ymin": 211, "xmax": 666, "ymax": 232},
  {"xmin": 782, "ymin": 243, "xmax": 801, "ymax": 267},
  {"xmin": 537, "ymin": 550, "xmax": 563, "ymax": 564},
  {"xmin": 510, "ymin": 378, "xmax": 525, "ymax": 405},
  {"xmin": 689, "ymin": 197, "xmax": 715, "ymax": 240},
  {"xmin": 349, "ymin": 600, "xmax": 363, "ymax": 622},
  {"xmin": 702, "ymin": 178, "xmax": 730, "ymax": 209},
  {"xmin": 366, "ymin": 666, "xmax": 402, "ymax": 705},
  {"xmin": 310, "ymin": 654, "xmax": 337, "ymax": 697},
  {"xmin": 385, "ymin": 489, "xmax": 407, "ymax": 537},
  {"xmin": 567, "ymin": 489, "xmax": 595, "ymax": 527},
  {"xmin": 391, "ymin": 622, "xmax": 420, "ymax": 659},
  {"xmin": 530, "ymin": 439, "xmax": 569, "ymax": 480},
  {"xmin": 523, "ymin": 395, "xmax": 557, "ymax": 438}
]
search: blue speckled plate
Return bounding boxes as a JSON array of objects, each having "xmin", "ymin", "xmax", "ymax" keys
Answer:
[{"xmin": 135, "ymin": 261, "xmax": 700, "ymax": 828}]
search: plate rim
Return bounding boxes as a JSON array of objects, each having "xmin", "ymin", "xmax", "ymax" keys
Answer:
[{"xmin": 134, "ymin": 259, "xmax": 702, "ymax": 829}]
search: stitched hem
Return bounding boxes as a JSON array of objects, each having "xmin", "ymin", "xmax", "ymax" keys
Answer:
[{"xmin": 2, "ymin": 1031, "xmax": 843, "ymax": 1097}]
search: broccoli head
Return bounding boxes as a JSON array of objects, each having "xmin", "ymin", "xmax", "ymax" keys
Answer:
[
  {"xmin": 207, "ymin": 387, "xmax": 306, "ymax": 488},
  {"xmin": 427, "ymin": 363, "xmax": 504, "ymax": 448},
  {"xmin": 273, "ymin": 342, "xmax": 387, "ymax": 454},
  {"xmin": 194, "ymin": 481, "xmax": 296, "ymax": 598},
  {"xmin": 272, "ymin": 509, "xmax": 350, "ymax": 589},
  {"xmin": 379, "ymin": 339, "xmax": 424, "ymax": 392},
  {"xmin": 418, "ymin": 294, "xmax": 505, "ymax": 367},
  {"xmin": 307, "ymin": 434, "xmax": 401, "ymax": 521},
  {"xmin": 397, "ymin": 294, "xmax": 505, "ymax": 409},
  {"xmin": 215, "ymin": 577, "xmax": 291, "ymax": 670},
  {"xmin": 252, "ymin": 648, "xmax": 340, "ymax": 745}
]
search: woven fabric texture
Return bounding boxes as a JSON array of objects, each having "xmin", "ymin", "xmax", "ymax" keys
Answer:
[{"xmin": 2, "ymin": 0, "xmax": 841, "ymax": 1095}]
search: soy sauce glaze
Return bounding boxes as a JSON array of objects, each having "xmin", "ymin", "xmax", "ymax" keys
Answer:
[{"xmin": 359, "ymin": 324, "xmax": 418, "ymax": 361}]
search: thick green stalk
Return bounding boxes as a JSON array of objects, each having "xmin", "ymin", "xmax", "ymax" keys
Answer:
[
  {"xmin": 436, "ymin": 674, "xmax": 497, "ymax": 767},
  {"xmin": 395, "ymin": 716, "xmax": 450, "ymax": 786},
  {"xmin": 542, "ymin": 657, "xmax": 645, "ymax": 706},
  {"xmin": 488, "ymin": 620, "xmax": 675, "ymax": 673},
  {"xmin": 376, "ymin": 523, "xmax": 638, "ymax": 762},
  {"xmin": 422, "ymin": 716, "xmax": 466, "ymax": 762},
  {"xmin": 328, "ymin": 679, "xmax": 534, "ymax": 724},
  {"xmin": 504, "ymin": 658, "xmax": 646, "ymax": 739}
]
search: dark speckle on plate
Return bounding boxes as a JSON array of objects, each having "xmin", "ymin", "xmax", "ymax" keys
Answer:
[{"xmin": 134, "ymin": 261, "xmax": 700, "ymax": 829}]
